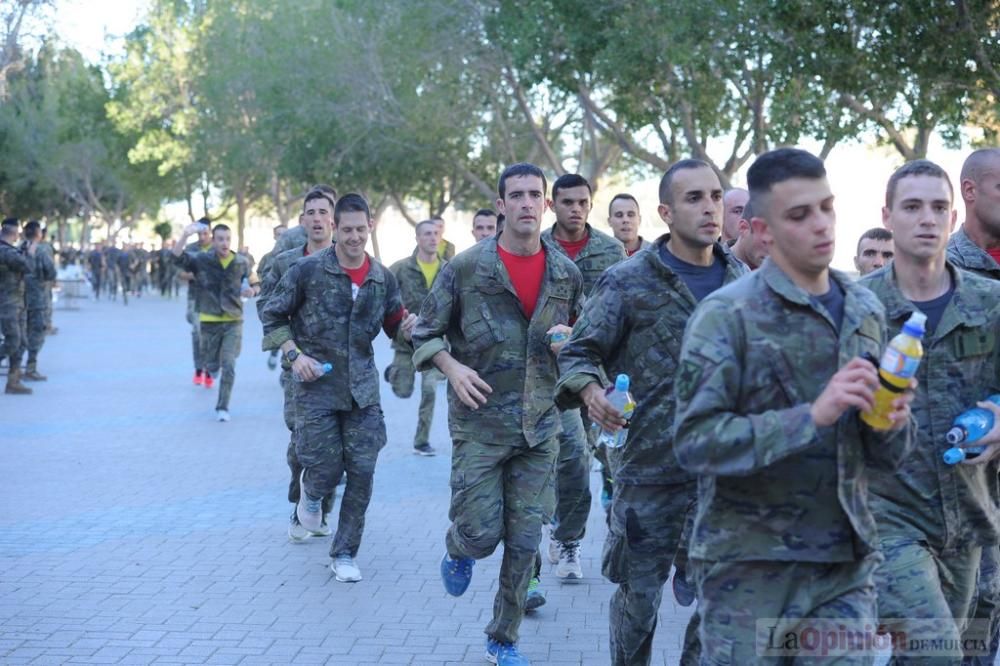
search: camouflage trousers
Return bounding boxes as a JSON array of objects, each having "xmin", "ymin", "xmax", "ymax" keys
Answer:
[
  {"xmin": 0, "ymin": 307, "xmax": 24, "ymax": 366},
  {"xmin": 386, "ymin": 348, "xmax": 442, "ymax": 447},
  {"xmin": 875, "ymin": 536, "xmax": 980, "ymax": 664},
  {"xmin": 963, "ymin": 545, "xmax": 1000, "ymax": 665},
  {"xmin": 295, "ymin": 398, "xmax": 386, "ymax": 558},
  {"xmin": 199, "ymin": 321, "xmax": 241, "ymax": 411},
  {"xmin": 603, "ymin": 482, "xmax": 699, "ymax": 666},
  {"xmin": 43, "ymin": 286, "xmax": 53, "ymax": 329},
  {"xmin": 186, "ymin": 297, "xmax": 202, "ymax": 370},
  {"xmin": 446, "ymin": 437, "xmax": 557, "ymax": 644},
  {"xmin": 279, "ymin": 369, "xmax": 333, "ymax": 515},
  {"xmin": 551, "ymin": 408, "xmax": 591, "ymax": 543},
  {"xmin": 19, "ymin": 308, "xmax": 47, "ymax": 360},
  {"xmin": 692, "ymin": 554, "xmax": 881, "ymax": 665}
]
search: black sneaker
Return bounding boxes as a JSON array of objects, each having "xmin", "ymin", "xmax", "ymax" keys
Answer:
[{"xmin": 413, "ymin": 443, "xmax": 437, "ymax": 456}]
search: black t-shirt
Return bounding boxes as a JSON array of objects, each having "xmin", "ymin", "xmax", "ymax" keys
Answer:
[
  {"xmin": 811, "ymin": 276, "xmax": 845, "ymax": 332},
  {"xmin": 912, "ymin": 285, "xmax": 955, "ymax": 336},
  {"xmin": 659, "ymin": 243, "xmax": 726, "ymax": 303}
]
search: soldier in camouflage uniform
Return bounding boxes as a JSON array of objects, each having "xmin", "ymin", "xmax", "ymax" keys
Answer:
[
  {"xmin": 674, "ymin": 149, "xmax": 915, "ymax": 664},
  {"xmin": 173, "ymin": 223, "xmax": 253, "ymax": 421},
  {"xmin": 1, "ymin": 218, "xmax": 35, "ymax": 395},
  {"xmin": 949, "ymin": 147, "xmax": 1000, "ymax": 666},
  {"xmin": 261, "ymin": 193, "xmax": 416, "ymax": 584},
  {"xmin": 257, "ymin": 223, "xmax": 288, "ymax": 370},
  {"xmin": 556, "ymin": 160, "xmax": 747, "ymax": 666},
  {"xmin": 38, "ymin": 227, "xmax": 57, "ymax": 335},
  {"xmin": 413, "ymin": 163, "xmax": 583, "ymax": 665},
  {"xmin": 270, "ymin": 184, "xmax": 337, "ymax": 256},
  {"xmin": 256, "ymin": 191, "xmax": 335, "ymax": 541},
  {"xmin": 540, "ymin": 173, "xmax": 626, "ymax": 580},
  {"xmin": 607, "ymin": 193, "xmax": 653, "ymax": 258},
  {"xmin": 860, "ymin": 160, "xmax": 1000, "ymax": 663},
  {"xmin": 181, "ymin": 219, "xmax": 213, "ymax": 384},
  {"xmin": 388, "ymin": 220, "xmax": 447, "ymax": 456},
  {"xmin": 18, "ymin": 221, "xmax": 57, "ymax": 381}
]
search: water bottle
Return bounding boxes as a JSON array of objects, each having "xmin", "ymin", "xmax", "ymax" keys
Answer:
[
  {"xmin": 861, "ymin": 311, "xmax": 926, "ymax": 430},
  {"xmin": 549, "ymin": 331, "xmax": 569, "ymax": 344},
  {"xmin": 241, "ymin": 277, "xmax": 251, "ymax": 302},
  {"xmin": 596, "ymin": 374, "xmax": 636, "ymax": 449},
  {"xmin": 942, "ymin": 394, "xmax": 1000, "ymax": 464},
  {"xmin": 293, "ymin": 359, "xmax": 333, "ymax": 383}
]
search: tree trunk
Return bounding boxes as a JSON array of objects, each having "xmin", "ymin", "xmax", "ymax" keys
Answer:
[{"xmin": 236, "ymin": 188, "xmax": 247, "ymax": 250}]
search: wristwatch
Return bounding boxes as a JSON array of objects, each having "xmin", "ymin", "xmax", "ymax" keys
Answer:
[{"xmin": 284, "ymin": 348, "xmax": 300, "ymax": 363}]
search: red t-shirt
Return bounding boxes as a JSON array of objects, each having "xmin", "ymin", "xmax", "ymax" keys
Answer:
[
  {"xmin": 343, "ymin": 255, "xmax": 370, "ymax": 287},
  {"xmin": 498, "ymin": 244, "xmax": 546, "ymax": 319},
  {"xmin": 626, "ymin": 247, "xmax": 641, "ymax": 257},
  {"xmin": 988, "ymin": 247, "xmax": 1000, "ymax": 265},
  {"xmin": 556, "ymin": 235, "xmax": 589, "ymax": 260}
]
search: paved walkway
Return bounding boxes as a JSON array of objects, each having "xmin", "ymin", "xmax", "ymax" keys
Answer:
[{"xmin": 0, "ymin": 290, "xmax": 696, "ymax": 665}]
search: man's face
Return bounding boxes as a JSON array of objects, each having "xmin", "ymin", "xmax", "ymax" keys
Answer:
[
  {"xmin": 854, "ymin": 238, "xmax": 895, "ymax": 275},
  {"xmin": 496, "ymin": 174, "xmax": 548, "ymax": 238},
  {"xmin": 754, "ymin": 177, "xmax": 836, "ymax": 278},
  {"xmin": 658, "ymin": 166, "xmax": 724, "ymax": 248},
  {"xmin": 416, "ymin": 223, "xmax": 441, "ymax": 255},
  {"xmin": 336, "ymin": 211, "xmax": 371, "ymax": 262},
  {"xmin": 737, "ymin": 217, "xmax": 769, "ymax": 268},
  {"xmin": 965, "ymin": 155, "xmax": 1000, "ymax": 237},
  {"xmin": 882, "ymin": 174, "xmax": 955, "ymax": 263},
  {"xmin": 608, "ymin": 198, "xmax": 641, "ymax": 245},
  {"xmin": 472, "ymin": 214, "xmax": 497, "ymax": 242},
  {"xmin": 551, "ymin": 185, "xmax": 592, "ymax": 236},
  {"xmin": 722, "ymin": 189, "xmax": 750, "ymax": 242},
  {"xmin": 302, "ymin": 197, "xmax": 334, "ymax": 244},
  {"xmin": 212, "ymin": 229, "xmax": 231, "ymax": 257}
]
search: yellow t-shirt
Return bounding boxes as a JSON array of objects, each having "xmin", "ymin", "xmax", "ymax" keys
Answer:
[
  {"xmin": 417, "ymin": 256, "xmax": 440, "ymax": 289},
  {"xmin": 199, "ymin": 252, "xmax": 241, "ymax": 322}
]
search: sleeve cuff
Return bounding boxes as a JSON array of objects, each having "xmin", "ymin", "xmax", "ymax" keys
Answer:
[
  {"xmin": 412, "ymin": 338, "xmax": 448, "ymax": 372},
  {"xmin": 554, "ymin": 372, "xmax": 603, "ymax": 410},
  {"xmin": 262, "ymin": 326, "xmax": 292, "ymax": 352}
]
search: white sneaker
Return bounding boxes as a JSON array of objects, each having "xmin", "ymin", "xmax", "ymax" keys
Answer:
[
  {"xmin": 331, "ymin": 555, "xmax": 362, "ymax": 582},
  {"xmin": 296, "ymin": 470, "xmax": 323, "ymax": 532},
  {"xmin": 546, "ymin": 526, "xmax": 560, "ymax": 565},
  {"xmin": 216, "ymin": 409, "xmax": 230, "ymax": 422},
  {"xmin": 309, "ymin": 516, "xmax": 332, "ymax": 537},
  {"xmin": 556, "ymin": 542, "xmax": 583, "ymax": 580},
  {"xmin": 288, "ymin": 515, "xmax": 310, "ymax": 543}
]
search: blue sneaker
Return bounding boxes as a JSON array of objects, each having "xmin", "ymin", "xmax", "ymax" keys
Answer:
[
  {"xmin": 440, "ymin": 552, "xmax": 474, "ymax": 597},
  {"xmin": 486, "ymin": 638, "xmax": 530, "ymax": 665}
]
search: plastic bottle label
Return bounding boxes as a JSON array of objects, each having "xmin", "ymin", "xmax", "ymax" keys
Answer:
[{"xmin": 880, "ymin": 347, "xmax": 920, "ymax": 378}]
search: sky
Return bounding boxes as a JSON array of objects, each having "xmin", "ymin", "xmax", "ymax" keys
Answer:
[{"xmin": 50, "ymin": 1, "xmax": 976, "ymax": 270}]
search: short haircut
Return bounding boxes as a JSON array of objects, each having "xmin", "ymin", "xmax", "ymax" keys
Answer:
[
  {"xmin": 0, "ymin": 217, "xmax": 18, "ymax": 237},
  {"xmin": 196, "ymin": 216, "xmax": 211, "ymax": 227},
  {"xmin": 855, "ymin": 227, "xmax": 893, "ymax": 255},
  {"xmin": 658, "ymin": 159, "xmax": 713, "ymax": 205},
  {"xmin": 212, "ymin": 224, "xmax": 231, "ymax": 237},
  {"xmin": 334, "ymin": 193, "xmax": 371, "ymax": 225},
  {"xmin": 473, "ymin": 208, "xmax": 497, "ymax": 220},
  {"xmin": 311, "ymin": 183, "xmax": 338, "ymax": 201},
  {"xmin": 960, "ymin": 148, "xmax": 1000, "ymax": 185},
  {"xmin": 303, "ymin": 188, "xmax": 336, "ymax": 211},
  {"xmin": 747, "ymin": 148, "xmax": 826, "ymax": 216},
  {"xmin": 23, "ymin": 220, "xmax": 41, "ymax": 237},
  {"xmin": 551, "ymin": 173, "xmax": 592, "ymax": 199},
  {"xmin": 415, "ymin": 219, "xmax": 437, "ymax": 234},
  {"xmin": 608, "ymin": 193, "xmax": 639, "ymax": 216},
  {"xmin": 497, "ymin": 162, "xmax": 546, "ymax": 199},
  {"xmin": 885, "ymin": 159, "xmax": 953, "ymax": 209}
]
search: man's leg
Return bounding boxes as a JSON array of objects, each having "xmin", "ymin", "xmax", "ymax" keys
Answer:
[
  {"xmin": 604, "ymin": 483, "xmax": 695, "ymax": 666},
  {"xmin": 214, "ymin": 322, "xmax": 241, "ymax": 412},
  {"xmin": 445, "ymin": 440, "xmax": 509, "ymax": 562},
  {"xmin": 24, "ymin": 308, "xmax": 47, "ymax": 379},
  {"xmin": 485, "ymin": 437, "xmax": 557, "ymax": 646},
  {"xmin": 329, "ymin": 403, "xmax": 387, "ymax": 559},
  {"xmin": 296, "ymin": 397, "xmax": 347, "ymax": 512},
  {"xmin": 2, "ymin": 311, "xmax": 29, "ymax": 393},
  {"xmin": 413, "ymin": 368, "xmax": 440, "ymax": 451},
  {"xmin": 552, "ymin": 408, "xmax": 591, "ymax": 577},
  {"xmin": 186, "ymin": 298, "xmax": 202, "ymax": 372},
  {"xmin": 963, "ymin": 544, "xmax": 999, "ymax": 664},
  {"xmin": 281, "ymin": 370, "xmax": 332, "ymax": 540}
]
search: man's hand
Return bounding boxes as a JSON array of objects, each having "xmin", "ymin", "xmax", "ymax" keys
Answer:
[
  {"xmin": 438, "ymin": 354, "xmax": 492, "ymax": 410},
  {"xmin": 546, "ymin": 324, "xmax": 573, "ymax": 354},
  {"xmin": 811, "ymin": 357, "xmax": 880, "ymax": 427},
  {"xmin": 961, "ymin": 400, "xmax": 1000, "ymax": 466},
  {"xmin": 400, "ymin": 310, "xmax": 418, "ymax": 341},
  {"xmin": 882, "ymin": 380, "xmax": 916, "ymax": 432},
  {"xmin": 291, "ymin": 353, "xmax": 321, "ymax": 382},
  {"xmin": 581, "ymin": 381, "xmax": 627, "ymax": 432}
]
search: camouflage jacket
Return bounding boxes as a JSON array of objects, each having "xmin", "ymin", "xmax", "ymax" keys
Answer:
[
  {"xmin": 256, "ymin": 245, "xmax": 309, "ymax": 321},
  {"xmin": 555, "ymin": 235, "xmax": 749, "ymax": 485},
  {"xmin": 260, "ymin": 247, "xmax": 404, "ymax": 411},
  {"xmin": 947, "ymin": 226, "xmax": 1000, "ymax": 280},
  {"xmin": 411, "ymin": 236, "xmax": 584, "ymax": 447},
  {"xmin": 390, "ymin": 254, "xmax": 447, "ymax": 352},
  {"xmin": 673, "ymin": 259, "xmax": 914, "ymax": 562},
  {"xmin": 19, "ymin": 241, "xmax": 57, "ymax": 310},
  {"xmin": 174, "ymin": 249, "xmax": 250, "ymax": 320},
  {"xmin": 862, "ymin": 262, "xmax": 1000, "ymax": 547},
  {"xmin": 272, "ymin": 225, "xmax": 308, "ymax": 256},
  {"xmin": 0, "ymin": 240, "xmax": 31, "ymax": 315},
  {"xmin": 541, "ymin": 223, "xmax": 626, "ymax": 296},
  {"xmin": 182, "ymin": 240, "xmax": 213, "ymax": 303}
]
